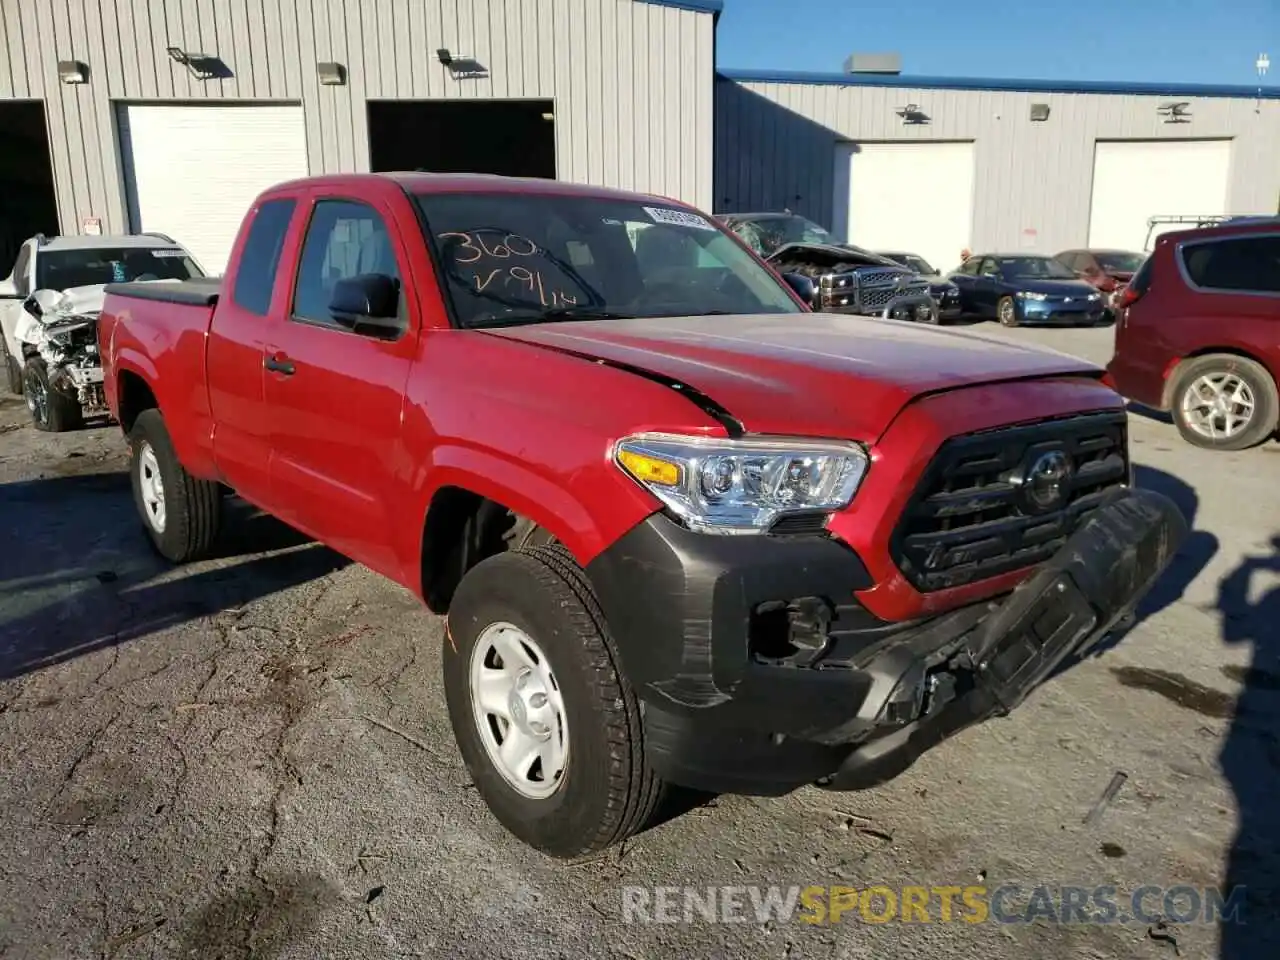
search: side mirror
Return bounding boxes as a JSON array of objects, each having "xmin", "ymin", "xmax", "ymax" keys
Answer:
[
  {"xmin": 780, "ymin": 272, "xmax": 816, "ymax": 306},
  {"xmin": 329, "ymin": 273, "xmax": 404, "ymax": 335},
  {"xmin": 22, "ymin": 294, "xmax": 42, "ymax": 318}
]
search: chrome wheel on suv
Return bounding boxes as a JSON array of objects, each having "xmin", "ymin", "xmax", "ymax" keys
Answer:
[
  {"xmin": 1170, "ymin": 354, "xmax": 1279, "ymax": 451},
  {"xmin": 1179, "ymin": 372, "xmax": 1255, "ymax": 442}
]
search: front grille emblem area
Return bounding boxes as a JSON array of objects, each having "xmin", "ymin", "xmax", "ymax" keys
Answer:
[{"xmin": 1016, "ymin": 448, "xmax": 1074, "ymax": 513}]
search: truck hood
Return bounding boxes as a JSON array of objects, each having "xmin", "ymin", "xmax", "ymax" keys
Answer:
[{"xmin": 482, "ymin": 313, "xmax": 1101, "ymax": 441}]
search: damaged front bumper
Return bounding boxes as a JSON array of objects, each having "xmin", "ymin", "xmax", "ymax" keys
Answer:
[{"xmin": 585, "ymin": 487, "xmax": 1187, "ymax": 796}]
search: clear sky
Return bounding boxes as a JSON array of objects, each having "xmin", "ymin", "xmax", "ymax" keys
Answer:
[{"xmin": 714, "ymin": 0, "xmax": 1279, "ymax": 87}]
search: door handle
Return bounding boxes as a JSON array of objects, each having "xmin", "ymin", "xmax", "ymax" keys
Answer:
[{"xmin": 264, "ymin": 353, "xmax": 295, "ymax": 375}]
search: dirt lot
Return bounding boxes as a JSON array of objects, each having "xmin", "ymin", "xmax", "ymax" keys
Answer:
[{"xmin": 1, "ymin": 323, "xmax": 1278, "ymax": 960}]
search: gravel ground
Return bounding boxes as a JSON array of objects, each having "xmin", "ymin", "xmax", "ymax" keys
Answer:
[{"xmin": 1, "ymin": 322, "xmax": 1278, "ymax": 960}]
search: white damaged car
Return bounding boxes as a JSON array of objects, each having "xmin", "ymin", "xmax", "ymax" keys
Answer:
[{"xmin": 0, "ymin": 233, "xmax": 205, "ymax": 431}]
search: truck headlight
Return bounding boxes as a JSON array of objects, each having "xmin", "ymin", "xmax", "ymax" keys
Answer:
[
  {"xmin": 1016, "ymin": 291, "xmax": 1048, "ymax": 301},
  {"xmin": 613, "ymin": 432, "xmax": 869, "ymax": 534}
]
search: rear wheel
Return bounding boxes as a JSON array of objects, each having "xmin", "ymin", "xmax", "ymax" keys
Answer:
[
  {"xmin": 23, "ymin": 358, "xmax": 82, "ymax": 432},
  {"xmin": 1171, "ymin": 355, "xmax": 1279, "ymax": 451},
  {"xmin": 128, "ymin": 408, "xmax": 223, "ymax": 561},
  {"xmin": 442, "ymin": 544, "xmax": 663, "ymax": 858},
  {"xmin": 997, "ymin": 296, "xmax": 1019, "ymax": 327}
]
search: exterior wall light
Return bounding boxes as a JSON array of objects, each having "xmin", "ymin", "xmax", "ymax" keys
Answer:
[
  {"xmin": 57, "ymin": 60, "xmax": 88, "ymax": 84},
  {"xmin": 317, "ymin": 62, "xmax": 346, "ymax": 85}
]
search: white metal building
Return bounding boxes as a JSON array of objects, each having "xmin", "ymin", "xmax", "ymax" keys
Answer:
[
  {"xmin": 714, "ymin": 70, "xmax": 1280, "ymax": 272},
  {"xmin": 0, "ymin": 0, "xmax": 718, "ymax": 272},
  {"xmin": 1, "ymin": 0, "xmax": 1277, "ymax": 278}
]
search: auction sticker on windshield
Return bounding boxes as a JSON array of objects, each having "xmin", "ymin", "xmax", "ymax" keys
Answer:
[{"xmin": 644, "ymin": 206, "xmax": 716, "ymax": 231}]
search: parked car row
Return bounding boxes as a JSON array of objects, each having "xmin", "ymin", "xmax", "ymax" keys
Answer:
[{"xmin": 83, "ymin": 171, "xmax": 1186, "ymax": 858}]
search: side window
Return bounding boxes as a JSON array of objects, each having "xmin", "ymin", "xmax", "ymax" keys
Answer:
[
  {"xmin": 1181, "ymin": 236, "xmax": 1280, "ymax": 293},
  {"xmin": 957, "ymin": 257, "xmax": 980, "ymax": 276},
  {"xmin": 231, "ymin": 198, "xmax": 296, "ymax": 315},
  {"xmin": 1059, "ymin": 252, "xmax": 1081, "ymax": 271},
  {"xmin": 979, "ymin": 258, "xmax": 1001, "ymax": 277},
  {"xmin": 293, "ymin": 200, "xmax": 402, "ymax": 325}
]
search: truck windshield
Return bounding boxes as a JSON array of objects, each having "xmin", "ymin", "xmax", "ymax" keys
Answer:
[
  {"xmin": 35, "ymin": 247, "xmax": 203, "ymax": 292},
  {"xmin": 413, "ymin": 192, "xmax": 803, "ymax": 328}
]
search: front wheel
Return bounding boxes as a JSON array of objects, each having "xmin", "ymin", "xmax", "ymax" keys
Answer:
[
  {"xmin": 1170, "ymin": 354, "xmax": 1279, "ymax": 451},
  {"xmin": 23, "ymin": 357, "xmax": 82, "ymax": 432},
  {"xmin": 442, "ymin": 544, "xmax": 664, "ymax": 858},
  {"xmin": 997, "ymin": 296, "xmax": 1019, "ymax": 327},
  {"xmin": 128, "ymin": 408, "xmax": 223, "ymax": 561}
]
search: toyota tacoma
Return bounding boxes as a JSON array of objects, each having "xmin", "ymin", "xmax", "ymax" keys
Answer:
[{"xmin": 98, "ymin": 173, "xmax": 1186, "ymax": 859}]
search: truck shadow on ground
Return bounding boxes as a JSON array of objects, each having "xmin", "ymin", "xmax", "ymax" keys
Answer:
[
  {"xmin": 1077, "ymin": 463, "xmax": 1218, "ymax": 666},
  {"xmin": 0, "ymin": 472, "xmax": 348, "ymax": 681},
  {"xmin": 1217, "ymin": 535, "xmax": 1280, "ymax": 958}
]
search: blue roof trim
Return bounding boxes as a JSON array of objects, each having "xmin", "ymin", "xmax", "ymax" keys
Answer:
[
  {"xmin": 717, "ymin": 68, "xmax": 1280, "ymax": 100},
  {"xmin": 637, "ymin": 0, "xmax": 724, "ymax": 13}
]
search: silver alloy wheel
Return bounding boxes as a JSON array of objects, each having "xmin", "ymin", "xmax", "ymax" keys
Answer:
[
  {"xmin": 469, "ymin": 621, "xmax": 568, "ymax": 800},
  {"xmin": 1180, "ymin": 372, "xmax": 1256, "ymax": 441},
  {"xmin": 999, "ymin": 299, "xmax": 1015, "ymax": 324},
  {"xmin": 25, "ymin": 369, "xmax": 47, "ymax": 424},
  {"xmin": 137, "ymin": 441, "xmax": 167, "ymax": 533}
]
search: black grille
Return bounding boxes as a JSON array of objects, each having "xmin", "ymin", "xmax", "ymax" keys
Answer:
[{"xmin": 890, "ymin": 411, "xmax": 1130, "ymax": 592}]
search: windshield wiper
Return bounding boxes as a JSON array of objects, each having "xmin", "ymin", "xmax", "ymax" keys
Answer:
[{"xmin": 475, "ymin": 306, "xmax": 635, "ymax": 327}]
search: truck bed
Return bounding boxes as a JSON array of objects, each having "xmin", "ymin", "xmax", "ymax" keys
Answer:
[{"xmin": 103, "ymin": 277, "xmax": 222, "ymax": 307}]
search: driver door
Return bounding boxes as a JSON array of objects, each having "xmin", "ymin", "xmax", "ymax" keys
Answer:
[
  {"xmin": 973, "ymin": 258, "xmax": 1004, "ymax": 315},
  {"xmin": 263, "ymin": 190, "xmax": 420, "ymax": 578}
]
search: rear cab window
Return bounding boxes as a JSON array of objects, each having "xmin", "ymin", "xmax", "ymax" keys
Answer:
[
  {"xmin": 1179, "ymin": 235, "xmax": 1280, "ymax": 293},
  {"xmin": 232, "ymin": 198, "xmax": 297, "ymax": 315}
]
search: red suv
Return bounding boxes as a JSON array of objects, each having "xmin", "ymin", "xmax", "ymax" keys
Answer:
[{"xmin": 1106, "ymin": 219, "xmax": 1280, "ymax": 451}]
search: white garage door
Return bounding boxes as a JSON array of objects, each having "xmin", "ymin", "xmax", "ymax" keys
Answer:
[
  {"xmin": 833, "ymin": 141, "xmax": 975, "ymax": 275},
  {"xmin": 1087, "ymin": 139, "xmax": 1232, "ymax": 253},
  {"xmin": 118, "ymin": 104, "xmax": 308, "ymax": 274}
]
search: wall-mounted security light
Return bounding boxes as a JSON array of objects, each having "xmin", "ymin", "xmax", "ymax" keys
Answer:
[
  {"xmin": 57, "ymin": 60, "xmax": 88, "ymax": 84},
  {"xmin": 1029, "ymin": 102, "xmax": 1051, "ymax": 121},
  {"xmin": 1157, "ymin": 101, "xmax": 1192, "ymax": 123},
  {"xmin": 895, "ymin": 103, "xmax": 930, "ymax": 125},
  {"xmin": 166, "ymin": 45, "xmax": 220, "ymax": 80},
  {"xmin": 436, "ymin": 47, "xmax": 488, "ymax": 79},
  {"xmin": 317, "ymin": 62, "xmax": 346, "ymax": 85}
]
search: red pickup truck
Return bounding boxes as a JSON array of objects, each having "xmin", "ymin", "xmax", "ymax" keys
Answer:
[{"xmin": 99, "ymin": 173, "xmax": 1185, "ymax": 859}]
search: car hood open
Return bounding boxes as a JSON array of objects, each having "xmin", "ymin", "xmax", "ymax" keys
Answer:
[{"xmin": 482, "ymin": 312, "xmax": 1102, "ymax": 441}]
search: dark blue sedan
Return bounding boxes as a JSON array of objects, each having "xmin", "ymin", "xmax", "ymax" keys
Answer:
[{"xmin": 947, "ymin": 253, "xmax": 1111, "ymax": 327}]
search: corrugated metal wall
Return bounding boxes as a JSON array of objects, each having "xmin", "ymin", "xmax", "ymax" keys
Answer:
[
  {"xmin": 715, "ymin": 78, "xmax": 1280, "ymax": 254},
  {"xmin": 0, "ymin": 0, "xmax": 715, "ymax": 236}
]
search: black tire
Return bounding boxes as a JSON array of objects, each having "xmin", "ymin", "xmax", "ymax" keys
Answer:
[
  {"xmin": 23, "ymin": 357, "xmax": 83, "ymax": 432},
  {"xmin": 1, "ymin": 335, "xmax": 21, "ymax": 395},
  {"xmin": 997, "ymin": 296, "xmax": 1019, "ymax": 327},
  {"xmin": 128, "ymin": 408, "xmax": 222, "ymax": 562},
  {"xmin": 443, "ymin": 544, "xmax": 663, "ymax": 858},
  {"xmin": 1169, "ymin": 354, "xmax": 1279, "ymax": 452}
]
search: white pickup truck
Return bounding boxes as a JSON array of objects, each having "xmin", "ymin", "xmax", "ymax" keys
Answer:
[{"xmin": 0, "ymin": 233, "xmax": 205, "ymax": 431}]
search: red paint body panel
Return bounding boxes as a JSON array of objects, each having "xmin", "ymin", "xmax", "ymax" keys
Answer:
[
  {"xmin": 100, "ymin": 172, "xmax": 1128, "ymax": 624},
  {"xmin": 1106, "ymin": 222, "xmax": 1280, "ymax": 410},
  {"xmin": 486, "ymin": 314, "xmax": 1098, "ymax": 442}
]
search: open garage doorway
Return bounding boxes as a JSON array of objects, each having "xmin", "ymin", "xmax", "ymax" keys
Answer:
[
  {"xmin": 368, "ymin": 99, "xmax": 556, "ymax": 179},
  {"xmin": 0, "ymin": 101, "xmax": 59, "ymax": 272}
]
